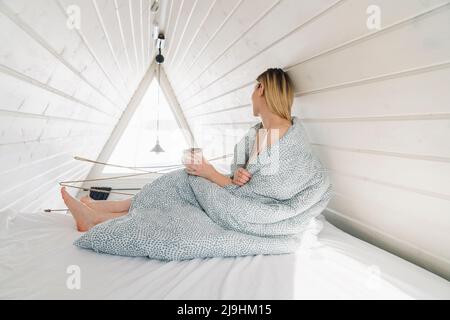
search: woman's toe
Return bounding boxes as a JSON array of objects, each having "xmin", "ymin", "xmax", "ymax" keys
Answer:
[{"xmin": 61, "ymin": 187, "xmax": 68, "ymax": 200}]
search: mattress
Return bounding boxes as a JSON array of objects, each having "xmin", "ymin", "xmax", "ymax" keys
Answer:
[{"xmin": 0, "ymin": 209, "xmax": 448, "ymax": 300}]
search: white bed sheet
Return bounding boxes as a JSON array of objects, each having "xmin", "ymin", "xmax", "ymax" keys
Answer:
[{"xmin": 0, "ymin": 210, "xmax": 448, "ymax": 300}]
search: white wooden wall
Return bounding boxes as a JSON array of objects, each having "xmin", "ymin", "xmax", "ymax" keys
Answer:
[
  {"xmin": 0, "ymin": 0, "xmax": 155, "ymax": 213},
  {"xmin": 161, "ymin": 0, "xmax": 450, "ymax": 279}
]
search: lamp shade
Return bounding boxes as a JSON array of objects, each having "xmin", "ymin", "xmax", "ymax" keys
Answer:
[{"xmin": 151, "ymin": 139, "xmax": 165, "ymax": 154}]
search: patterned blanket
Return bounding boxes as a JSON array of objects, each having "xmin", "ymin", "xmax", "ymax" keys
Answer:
[{"xmin": 74, "ymin": 117, "xmax": 332, "ymax": 260}]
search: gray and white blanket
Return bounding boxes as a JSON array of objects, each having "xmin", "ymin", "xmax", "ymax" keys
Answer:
[{"xmin": 74, "ymin": 117, "xmax": 332, "ymax": 260}]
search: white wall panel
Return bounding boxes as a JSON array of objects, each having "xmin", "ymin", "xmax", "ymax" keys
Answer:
[
  {"xmin": 163, "ymin": 0, "xmax": 450, "ymax": 279},
  {"xmin": 0, "ymin": 0, "xmax": 154, "ymax": 216}
]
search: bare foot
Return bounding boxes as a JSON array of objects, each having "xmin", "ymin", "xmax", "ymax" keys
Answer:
[
  {"xmin": 61, "ymin": 187, "xmax": 96, "ymax": 232},
  {"xmin": 80, "ymin": 195, "xmax": 93, "ymax": 205},
  {"xmin": 80, "ymin": 196, "xmax": 112, "ymax": 214}
]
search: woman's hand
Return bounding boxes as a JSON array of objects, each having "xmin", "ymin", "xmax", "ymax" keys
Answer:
[
  {"xmin": 184, "ymin": 155, "xmax": 216, "ymax": 180},
  {"xmin": 184, "ymin": 155, "xmax": 235, "ymax": 188},
  {"xmin": 232, "ymin": 168, "xmax": 252, "ymax": 186}
]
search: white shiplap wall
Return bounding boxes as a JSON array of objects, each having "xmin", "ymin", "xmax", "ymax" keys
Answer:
[
  {"xmin": 161, "ymin": 0, "xmax": 450, "ymax": 279},
  {"xmin": 0, "ymin": 0, "xmax": 156, "ymax": 213}
]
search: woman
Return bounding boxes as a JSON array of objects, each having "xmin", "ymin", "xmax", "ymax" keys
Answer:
[
  {"xmin": 61, "ymin": 68, "xmax": 297, "ymax": 232},
  {"xmin": 70, "ymin": 68, "xmax": 331, "ymax": 260}
]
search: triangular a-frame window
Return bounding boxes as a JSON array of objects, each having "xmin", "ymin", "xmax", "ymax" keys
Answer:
[{"xmin": 103, "ymin": 78, "xmax": 189, "ymax": 174}]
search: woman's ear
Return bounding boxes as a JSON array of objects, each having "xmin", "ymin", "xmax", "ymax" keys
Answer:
[{"xmin": 258, "ymin": 83, "xmax": 265, "ymax": 97}]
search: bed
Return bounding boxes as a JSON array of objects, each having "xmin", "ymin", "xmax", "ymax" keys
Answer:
[{"xmin": 0, "ymin": 209, "xmax": 448, "ymax": 300}]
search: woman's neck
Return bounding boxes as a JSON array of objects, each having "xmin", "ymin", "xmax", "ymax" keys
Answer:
[
  {"xmin": 255, "ymin": 112, "xmax": 293, "ymax": 151},
  {"xmin": 260, "ymin": 113, "xmax": 292, "ymax": 130}
]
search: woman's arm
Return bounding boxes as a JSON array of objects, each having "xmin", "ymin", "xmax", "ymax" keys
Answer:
[
  {"xmin": 206, "ymin": 169, "xmax": 234, "ymax": 187},
  {"xmin": 184, "ymin": 156, "xmax": 234, "ymax": 187},
  {"xmin": 184, "ymin": 155, "xmax": 252, "ymax": 187}
]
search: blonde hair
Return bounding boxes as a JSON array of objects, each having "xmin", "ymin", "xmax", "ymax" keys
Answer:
[{"xmin": 256, "ymin": 68, "xmax": 294, "ymax": 121}]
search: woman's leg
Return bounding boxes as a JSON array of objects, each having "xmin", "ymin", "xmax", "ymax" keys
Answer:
[
  {"xmin": 80, "ymin": 195, "xmax": 132, "ymax": 214},
  {"xmin": 61, "ymin": 188, "xmax": 129, "ymax": 232}
]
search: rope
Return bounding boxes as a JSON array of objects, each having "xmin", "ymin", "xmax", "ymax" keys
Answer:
[
  {"xmin": 44, "ymin": 153, "xmax": 234, "ymax": 213},
  {"xmin": 59, "ymin": 183, "xmax": 137, "ymax": 196},
  {"xmin": 74, "ymin": 156, "xmax": 184, "ymax": 172}
]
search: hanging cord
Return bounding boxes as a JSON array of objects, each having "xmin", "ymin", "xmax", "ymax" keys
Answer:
[{"xmin": 156, "ymin": 63, "xmax": 161, "ymax": 144}]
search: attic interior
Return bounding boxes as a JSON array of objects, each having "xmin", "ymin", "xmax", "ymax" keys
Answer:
[{"xmin": 0, "ymin": 0, "xmax": 449, "ymax": 300}]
